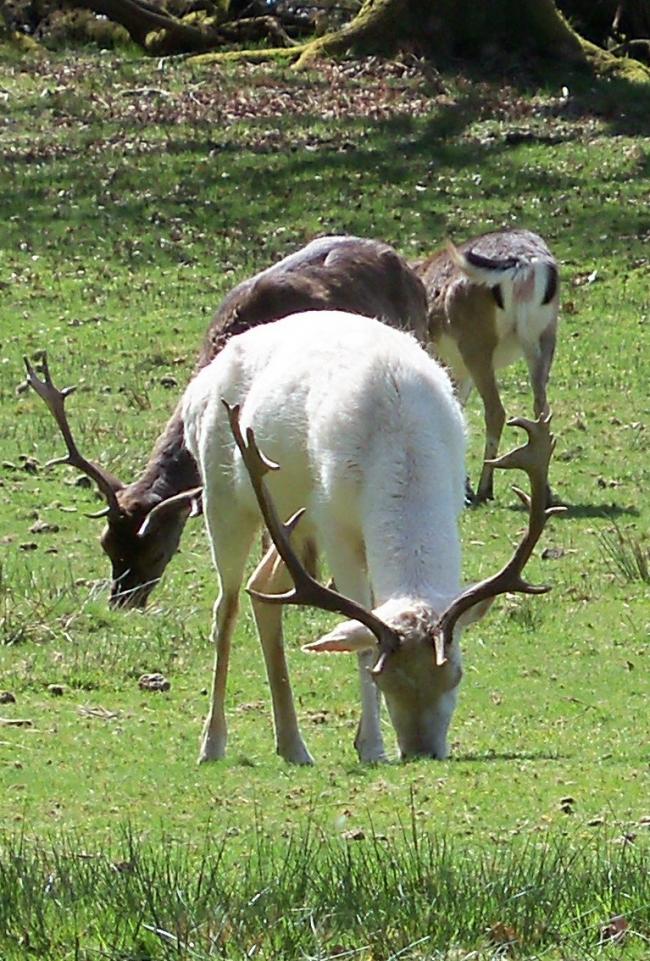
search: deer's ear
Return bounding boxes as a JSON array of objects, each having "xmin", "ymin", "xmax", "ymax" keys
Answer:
[
  {"xmin": 137, "ymin": 488, "xmax": 203, "ymax": 538},
  {"xmin": 302, "ymin": 620, "xmax": 378, "ymax": 654},
  {"xmin": 456, "ymin": 596, "xmax": 494, "ymax": 628}
]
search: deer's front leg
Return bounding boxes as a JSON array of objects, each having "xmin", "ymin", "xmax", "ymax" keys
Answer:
[
  {"xmin": 354, "ymin": 648, "xmax": 388, "ymax": 763},
  {"xmin": 199, "ymin": 592, "xmax": 239, "ymax": 763},
  {"xmin": 199, "ymin": 512, "xmax": 256, "ymax": 764},
  {"xmin": 522, "ymin": 325, "xmax": 559, "ymax": 508},
  {"xmin": 321, "ymin": 531, "xmax": 387, "ymax": 763}
]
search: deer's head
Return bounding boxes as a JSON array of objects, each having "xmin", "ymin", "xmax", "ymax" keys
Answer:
[
  {"xmin": 302, "ymin": 596, "xmax": 492, "ymax": 759},
  {"xmin": 99, "ymin": 495, "xmax": 198, "ymax": 608},
  {"xmin": 24, "ymin": 353, "xmax": 201, "ymax": 610}
]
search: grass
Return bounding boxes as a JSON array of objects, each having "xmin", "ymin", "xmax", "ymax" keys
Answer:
[
  {"xmin": 0, "ymin": 49, "xmax": 649, "ymax": 959},
  {"xmin": 598, "ymin": 524, "xmax": 649, "ymax": 584},
  {"xmin": 1, "ymin": 820, "xmax": 648, "ymax": 960}
]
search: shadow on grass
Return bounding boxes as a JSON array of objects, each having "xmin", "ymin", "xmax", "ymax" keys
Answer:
[
  {"xmin": 505, "ymin": 501, "xmax": 640, "ymax": 519},
  {"xmin": 560, "ymin": 502, "xmax": 641, "ymax": 519},
  {"xmin": 453, "ymin": 750, "xmax": 565, "ymax": 763},
  {"xmin": 442, "ymin": 59, "xmax": 650, "ymax": 138},
  {"xmin": 3, "ymin": 76, "xmax": 649, "ymax": 274}
]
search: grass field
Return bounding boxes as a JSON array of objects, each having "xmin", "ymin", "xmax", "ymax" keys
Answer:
[{"xmin": 0, "ymin": 49, "xmax": 649, "ymax": 959}]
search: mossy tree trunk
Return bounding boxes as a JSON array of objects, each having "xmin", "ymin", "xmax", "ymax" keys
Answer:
[
  {"xmin": 0, "ymin": 0, "xmax": 44, "ymax": 53},
  {"xmin": 291, "ymin": 0, "xmax": 649, "ymax": 78}
]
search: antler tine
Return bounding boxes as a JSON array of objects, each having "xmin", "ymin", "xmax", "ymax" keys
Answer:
[
  {"xmin": 223, "ymin": 400, "xmax": 400, "ymax": 655},
  {"xmin": 24, "ymin": 352, "xmax": 124, "ymax": 519},
  {"xmin": 435, "ymin": 413, "xmax": 564, "ymax": 659}
]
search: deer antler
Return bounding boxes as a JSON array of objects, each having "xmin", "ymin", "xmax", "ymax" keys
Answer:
[
  {"xmin": 224, "ymin": 401, "xmax": 400, "ymax": 656},
  {"xmin": 434, "ymin": 413, "xmax": 565, "ymax": 663},
  {"xmin": 24, "ymin": 352, "xmax": 124, "ymax": 521}
]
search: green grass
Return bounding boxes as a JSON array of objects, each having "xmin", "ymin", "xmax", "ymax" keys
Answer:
[
  {"xmin": 1, "ymin": 821, "xmax": 648, "ymax": 960},
  {"xmin": 0, "ymin": 51, "xmax": 649, "ymax": 959}
]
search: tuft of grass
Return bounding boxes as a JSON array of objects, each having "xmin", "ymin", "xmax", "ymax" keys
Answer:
[
  {"xmin": 598, "ymin": 524, "xmax": 649, "ymax": 584},
  {"xmin": 0, "ymin": 560, "xmax": 80, "ymax": 648},
  {"xmin": 503, "ymin": 596, "xmax": 546, "ymax": 632},
  {"xmin": 0, "ymin": 822, "xmax": 648, "ymax": 961}
]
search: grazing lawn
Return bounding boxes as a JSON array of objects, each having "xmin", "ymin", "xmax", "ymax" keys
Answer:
[{"xmin": 0, "ymin": 50, "xmax": 648, "ymax": 959}]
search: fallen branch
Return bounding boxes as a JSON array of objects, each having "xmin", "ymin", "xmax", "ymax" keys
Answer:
[
  {"xmin": 608, "ymin": 37, "xmax": 650, "ymax": 60},
  {"xmin": 67, "ymin": 0, "xmax": 295, "ymax": 55}
]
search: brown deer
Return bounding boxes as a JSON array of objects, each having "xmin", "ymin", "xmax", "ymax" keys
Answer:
[
  {"xmin": 415, "ymin": 229, "xmax": 559, "ymax": 503},
  {"xmin": 24, "ymin": 236, "xmax": 428, "ymax": 609}
]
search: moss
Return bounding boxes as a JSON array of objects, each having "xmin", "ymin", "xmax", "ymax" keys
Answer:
[
  {"xmin": 188, "ymin": 44, "xmax": 300, "ymax": 65},
  {"xmin": 0, "ymin": 28, "xmax": 46, "ymax": 55},
  {"xmin": 580, "ymin": 36, "xmax": 650, "ymax": 82},
  {"xmin": 39, "ymin": 9, "xmax": 130, "ymax": 51},
  {"xmin": 181, "ymin": 10, "xmax": 218, "ymax": 29},
  {"xmin": 1, "ymin": 9, "xmax": 41, "ymax": 53}
]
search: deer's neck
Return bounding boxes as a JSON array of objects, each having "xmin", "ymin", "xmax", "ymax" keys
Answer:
[
  {"xmin": 361, "ymin": 407, "xmax": 464, "ymax": 606},
  {"xmin": 125, "ymin": 401, "xmax": 199, "ymax": 510},
  {"xmin": 365, "ymin": 490, "xmax": 462, "ymax": 606}
]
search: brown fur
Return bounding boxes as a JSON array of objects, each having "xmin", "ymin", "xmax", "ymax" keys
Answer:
[{"xmin": 100, "ymin": 237, "xmax": 429, "ymax": 607}]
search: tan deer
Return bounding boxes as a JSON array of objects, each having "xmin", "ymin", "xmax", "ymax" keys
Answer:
[
  {"xmin": 414, "ymin": 229, "xmax": 559, "ymax": 503},
  {"xmin": 182, "ymin": 309, "xmax": 560, "ymax": 764},
  {"xmin": 24, "ymin": 236, "xmax": 428, "ymax": 609}
]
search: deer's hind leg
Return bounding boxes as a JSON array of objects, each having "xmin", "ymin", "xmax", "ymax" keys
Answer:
[
  {"xmin": 248, "ymin": 541, "xmax": 316, "ymax": 765},
  {"xmin": 521, "ymin": 322, "xmax": 559, "ymax": 506}
]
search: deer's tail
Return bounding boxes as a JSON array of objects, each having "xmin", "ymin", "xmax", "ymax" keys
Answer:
[{"xmin": 447, "ymin": 241, "xmax": 558, "ymax": 309}]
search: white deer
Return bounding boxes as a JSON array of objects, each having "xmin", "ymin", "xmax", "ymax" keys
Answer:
[{"xmin": 182, "ymin": 310, "xmax": 559, "ymax": 764}]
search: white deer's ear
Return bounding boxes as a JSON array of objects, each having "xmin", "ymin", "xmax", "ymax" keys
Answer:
[
  {"xmin": 456, "ymin": 596, "xmax": 494, "ymax": 628},
  {"xmin": 302, "ymin": 620, "xmax": 378, "ymax": 654}
]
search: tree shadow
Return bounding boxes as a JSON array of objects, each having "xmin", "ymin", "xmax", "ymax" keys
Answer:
[
  {"xmin": 445, "ymin": 58, "xmax": 650, "ymax": 138},
  {"xmin": 453, "ymin": 750, "xmax": 565, "ymax": 763},
  {"xmin": 558, "ymin": 502, "xmax": 641, "ymax": 520},
  {"xmin": 505, "ymin": 501, "xmax": 640, "ymax": 520}
]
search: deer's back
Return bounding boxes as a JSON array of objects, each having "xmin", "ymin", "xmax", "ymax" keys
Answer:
[
  {"xmin": 184, "ymin": 311, "xmax": 463, "ymax": 527},
  {"xmin": 197, "ymin": 236, "xmax": 429, "ymax": 369}
]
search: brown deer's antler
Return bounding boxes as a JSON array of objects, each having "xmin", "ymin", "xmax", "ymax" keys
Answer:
[
  {"xmin": 24, "ymin": 352, "xmax": 124, "ymax": 521},
  {"xmin": 223, "ymin": 401, "xmax": 400, "ymax": 656},
  {"xmin": 434, "ymin": 414, "xmax": 564, "ymax": 663}
]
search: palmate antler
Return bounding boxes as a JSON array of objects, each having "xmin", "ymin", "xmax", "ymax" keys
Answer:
[
  {"xmin": 225, "ymin": 401, "xmax": 561, "ymax": 670},
  {"xmin": 433, "ymin": 414, "xmax": 566, "ymax": 662},
  {"xmin": 223, "ymin": 401, "xmax": 400, "ymax": 657},
  {"xmin": 24, "ymin": 352, "xmax": 125, "ymax": 520}
]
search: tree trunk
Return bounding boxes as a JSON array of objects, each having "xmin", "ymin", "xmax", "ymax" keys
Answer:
[
  {"xmin": 292, "ymin": 0, "xmax": 649, "ymax": 78},
  {"xmin": 0, "ymin": 0, "xmax": 45, "ymax": 53},
  {"xmin": 563, "ymin": 0, "xmax": 650, "ymax": 49},
  {"xmin": 73, "ymin": 0, "xmax": 212, "ymax": 52}
]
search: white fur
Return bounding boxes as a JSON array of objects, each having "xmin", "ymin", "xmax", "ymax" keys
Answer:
[{"xmin": 183, "ymin": 310, "xmax": 478, "ymax": 764}]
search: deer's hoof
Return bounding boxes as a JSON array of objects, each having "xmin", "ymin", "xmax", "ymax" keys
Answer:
[
  {"xmin": 279, "ymin": 743, "xmax": 315, "ymax": 766},
  {"xmin": 198, "ymin": 736, "xmax": 226, "ymax": 764}
]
